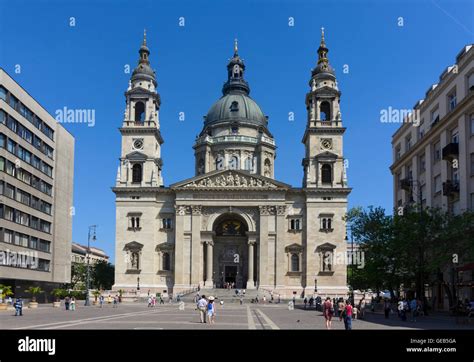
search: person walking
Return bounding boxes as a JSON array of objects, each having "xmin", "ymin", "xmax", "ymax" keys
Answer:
[
  {"xmin": 113, "ymin": 295, "xmax": 118, "ymax": 308},
  {"xmin": 343, "ymin": 300, "xmax": 353, "ymax": 330},
  {"xmin": 410, "ymin": 297, "xmax": 417, "ymax": 322},
  {"xmin": 197, "ymin": 295, "xmax": 208, "ymax": 323},
  {"xmin": 358, "ymin": 297, "xmax": 366, "ymax": 319},
  {"xmin": 159, "ymin": 295, "xmax": 164, "ymax": 305},
  {"xmin": 70, "ymin": 297, "xmax": 76, "ymax": 311},
  {"xmin": 99, "ymin": 295, "xmax": 104, "ymax": 308},
  {"xmin": 148, "ymin": 296, "xmax": 152, "ymax": 308},
  {"xmin": 207, "ymin": 296, "xmax": 216, "ymax": 324},
  {"xmin": 303, "ymin": 297, "xmax": 308, "ymax": 309},
  {"xmin": 14, "ymin": 297, "xmax": 23, "ymax": 316},
  {"xmin": 239, "ymin": 296, "xmax": 243, "ymax": 305},
  {"xmin": 323, "ymin": 297, "xmax": 334, "ymax": 329},
  {"xmin": 64, "ymin": 296, "xmax": 70, "ymax": 311}
]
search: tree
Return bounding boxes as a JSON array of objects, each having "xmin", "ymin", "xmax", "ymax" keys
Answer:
[
  {"xmin": 70, "ymin": 262, "xmax": 88, "ymax": 290},
  {"xmin": 25, "ymin": 286, "xmax": 43, "ymax": 302},
  {"xmin": 92, "ymin": 260, "xmax": 115, "ymax": 290},
  {"xmin": 0, "ymin": 284, "xmax": 13, "ymax": 302}
]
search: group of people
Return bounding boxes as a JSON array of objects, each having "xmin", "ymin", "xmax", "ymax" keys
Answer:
[
  {"xmin": 322, "ymin": 297, "xmax": 354, "ymax": 330},
  {"xmin": 98, "ymin": 294, "xmax": 119, "ymax": 308},
  {"xmin": 64, "ymin": 296, "xmax": 76, "ymax": 311},
  {"xmin": 383, "ymin": 297, "xmax": 425, "ymax": 321},
  {"xmin": 147, "ymin": 295, "xmax": 165, "ymax": 307},
  {"xmin": 223, "ymin": 282, "xmax": 235, "ymax": 289},
  {"xmin": 196, "ymin": 295, "xmax": 217, "ymax": 324},
  {"xmin": 303, "ymin": 296, "xmax": 323, "ymax": 310}
]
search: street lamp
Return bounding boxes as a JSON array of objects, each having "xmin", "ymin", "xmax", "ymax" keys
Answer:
[
  {"xmin": 137, "ymin": 277, "xmax": 140, "ymax": 293},
  {"xmin": 84, "ymin": 225, "xmax": 97, "ymax": 306}
]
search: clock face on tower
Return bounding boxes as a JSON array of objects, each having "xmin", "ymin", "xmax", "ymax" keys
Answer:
[
  {"xmin": 133, "ymin": 139, "xmax": 144, "ymax": 150},
  {"xmin": 321, "ymin": 138, "xmax": 332, "ymax": 150}
]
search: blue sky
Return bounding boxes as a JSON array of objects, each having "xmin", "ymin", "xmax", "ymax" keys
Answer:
[{"xmin": 0, "ymin": 0, "xmax": 472, "ymax": 263}]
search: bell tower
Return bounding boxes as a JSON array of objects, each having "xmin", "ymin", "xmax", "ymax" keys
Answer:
[
  {"xmin": 302, "ymin": 28, "xmax": 347, "ymax": 189},
  {"xmin": 116, "ymin": 30, "xmax": 164, "ymax": 187}
]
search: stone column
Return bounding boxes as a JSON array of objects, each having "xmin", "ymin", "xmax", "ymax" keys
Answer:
[
  {"xmin": 173, "ymin": 205, "xmax": 187, "ymax": 287},
  {"xmin": 191, "ymin": 206, "xmax": 202, "ymax": 286},
  {"xmin": 258, "ymin": 206, "xmax": 270, "ymax": 288},
  {"xmin": 247, "ymin": 241, "xmax": 255, "ymax": 288},
  {"xmin": 275, "ymin": 205, "xmax": 286, "ymax": 289},
  {"xmin": 206, "ymin": 241, "xmax": 214, "ymax": 287}
]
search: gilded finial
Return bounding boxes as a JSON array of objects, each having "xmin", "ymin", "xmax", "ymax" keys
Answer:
[{"xmin": 234, "ymin": 38, "xmax": 238, "ymax": 55}]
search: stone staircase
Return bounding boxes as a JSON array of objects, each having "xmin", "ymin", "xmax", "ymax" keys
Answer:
[{"xmin": 181, "ymin": 288, "xmax": 264, "ymax": 303}]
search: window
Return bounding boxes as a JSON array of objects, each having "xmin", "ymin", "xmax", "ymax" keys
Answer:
[
  {"xmin": 39, "ymin": 239, "xmax": 50, "ymax": 252},
  {"xmin": 244, "ymin": 157, "xmax": 253, "ymax": 171},
  {"xmin": 130, "ymin": 217, "xmax": 140, "ymax": 229},
  {"xmin": 406, "ymin": 165, "xmax": 413, "ymax": 180},
  {"xmin": 3, "ymin": 229, "xmax": 13, "ymax": 243},
  {"xmin": 162, "ymin": 218, "xmax": 173, "ymax": 229},
  {"xmin": 419, "ymin": 154, "xmax": 426, "ymax": 173},
  {"xmin": 405, "ymin": 134, "xmax": 412, "ymax": 152},
  {"xmin": 321, "ymin": 217, "xmax": 333, "ymax": 231},
  {"xmin": 431, "ymin": 107, "xmax": 440, "ymax": 125},
  {"xmin": 4, "ymin": 183, "xmax": 15, "ymax": 198},
  {"xmin": 433, "ymin": 142, "xmax": 441, "ymax": 162},
  {"xmin": 471, "ymin": 153, "xmax": 474, "ymax": 176},
  {"xmin": 0, "ymin": 86, "xmax": 6, "ymax": 101},
  {"xmin": 134, "ymin": 101, "xmax": 145, "ymax": 123},
  {"xmin": 320, "ymin": 101, "xmax": 331, "ymax": 121},
  {"xmin": 321, "ymin": 164, "xmax": 332, "ymax": 184},
  {"xmin": 471, "ymin": 114, "xmax": 474, "ymax": 136},
  {"xmin": 291, "ymin": 254, "xmax": 300, "ymax": 272},
  {"xmin": 434, "ymin": 175, "xmax": 441, "ymax": 193},
  {"xmin": 132, "ymin": 164, "xmax": 142, "ymax": 183},
  {"xmin": 41, "ymin": 124, "xmax": 54, "ymax": 140},
  {"xmin": 9, "ymin": 94, "xmax": 18, "ymax": 110},
  {"xmin": 230, "ymin": 101, "xmax": 239, "ymax": 112},
  {"xmin": 452, "ymin": 130, "xmax": 459, "ymax": 144},
  {"xmin": 0, "ymin": 110, "xmax": 5, "ymax": 124},
  {"xmin": 162, "ymin": 253, "xmax": 171, "ymax": 271},
  {"xmin": 7, "ymin": 138, "xmax": 16, "ymax": 153},
  {"xmin": 40, "ymin": 220, "xmax": 51, "ymax": 233},
  {"xmin": 468, "ymin": 73, "xmax": 474, "ymax": 92},
  {"xmin": 29, "ymin": 237, "xmax": 38, "ymax": 250},
  {"xmin": 231, "ymin": 126, "xmax": 239, "ymax": 134},
  {"xmin": 289, "ymin": 218, "xmax": 301, "ymax": 231},
  {"xmin": 418, "ymin": 120, "xmax": 425, "ymax": 140},
  {"xmin": 448, "ymin": 91, "xmax": 457, "ymax": 111},
  {"xmin": 37, "ymin": 259, "xmax": 50, "ymax": 272},
  {"xmin": 395, "ymin": 145, "xmax": 401, "ymax": 160},
  {"xmin": 16, "ymin": 189, "xmax": 30, "ymax": 206},
  {"xmin": 228, "ymin": 156, "xmax": 239, "ymax": 170}
]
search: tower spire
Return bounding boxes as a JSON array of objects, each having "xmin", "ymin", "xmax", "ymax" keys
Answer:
[
  {"xmin": 234, "ymin": 38, "xmax": 238, "ymax": 56},
  {"xmin": 143, "ymin": 28, "xmax": 147, "ymax": 46}
]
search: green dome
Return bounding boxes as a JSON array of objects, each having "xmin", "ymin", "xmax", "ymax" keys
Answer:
[{"xmin": 205, "ymin": 93, "xmax": 267, "ymax": 126}]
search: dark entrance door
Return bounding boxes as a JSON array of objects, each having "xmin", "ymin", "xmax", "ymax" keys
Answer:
[{"xmin": 224, "ymin": 265, "xmax": 237, "ymax": 284}]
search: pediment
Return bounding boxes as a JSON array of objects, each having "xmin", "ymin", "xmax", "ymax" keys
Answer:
[
  {"xmin": 170, "ymin": 170, "xmax": 291, "ymax": 190},
  {"xmin": 316, "ymin": 242, "xmax": 336, "ymax": 251},
  {"xmin": 285, "ymin": 243, "xmax": 303, "ymax": 253},
  {"xmin": 126, "ymin": 151, "xmax": 147, "ymax": 161},
  {"xmin": 123, "ymin": 241, "xmax": 144, "ymax": 251}
]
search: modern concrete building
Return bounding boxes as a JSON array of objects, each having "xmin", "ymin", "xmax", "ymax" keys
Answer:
[
  {"xmin": 71, "ymin": 243, "xmax": 109, "ymax": 264},
  {"xmin": 390, "ymin": 45, "xmax": 474, "ymax": 308},
  {"xmin": 0, "ymin": 68, "xmax": 75, "ymax": 299},
  {"xmin": 113, "ymin": 31, "xmax": 351, "ymax": 298}
]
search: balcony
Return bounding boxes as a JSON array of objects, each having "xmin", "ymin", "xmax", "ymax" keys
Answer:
[
  {"xmin": 442, "ymin": 180, "xmax": 460, "ymax": 197},
  {"xmin": 442, "ymin": 142, "xmax": 459, "ymax": 160},
  {"xmin": 194, "ymin": 134, "xmax": 275, "ymax": 146}
]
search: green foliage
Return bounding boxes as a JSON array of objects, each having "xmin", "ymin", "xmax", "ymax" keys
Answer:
[
  {"xmin": 0, "ymin": 284, "xmax": 13, "ymax": 300},
  {"xmin": 92, "ymin": 261, "xmax": 115, "ymax": 290},
  {"xmin": 346, "ymin": 206, "xmax": 474, "ymax": 307},
  {"xmin": 25, "ymin": 286, "xmax": 43, "ymax": 302}
]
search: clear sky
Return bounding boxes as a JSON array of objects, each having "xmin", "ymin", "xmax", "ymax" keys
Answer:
[{"xmin": 0, "ymin": 0, "xmax": 472, "ymax": 263}]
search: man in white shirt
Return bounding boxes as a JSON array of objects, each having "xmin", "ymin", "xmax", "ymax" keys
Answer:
[{"xmin": 197, "ymin": 295, "xmax": 208, "ymax": 323}]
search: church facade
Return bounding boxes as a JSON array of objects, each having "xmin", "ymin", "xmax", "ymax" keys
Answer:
[{"xmin": 113, "ymin": 30, "xmax": 351, "ymax": 297}]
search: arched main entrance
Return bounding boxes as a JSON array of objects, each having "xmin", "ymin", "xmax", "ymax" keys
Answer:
[{"xmin": 210, "ymin": 213, "xmax": 249, "ymax": 288}]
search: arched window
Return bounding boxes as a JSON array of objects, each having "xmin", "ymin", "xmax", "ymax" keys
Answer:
[
  {"xmin": 135, "ymin": 101, "xmax": 145, "ymax": 124},
  {"xmin": 228, "ymin": 156, "xmax": 239, "ymax": 170},
  {"xmin": 230, "ymin": 101, "xmax": 239, "ymax": 112},
  {"xmin": 291, "ymin": 254, "xmax": 299, "ymax": 272},
  {"xmin": 132, "ymin": 164, "xmax": 142, "ymax": 183},
  {"xmin": 162, "ymin": 252, "xmax": 171, "ymax": 271},
  {"xmin": 264, "ymin": 158, "xmax": 271, "ymax": 177},
  {"xmin": 244, "ymin": 157, "xmax": 253, "ymax": 171},
  {"xmin": 320, "ymin": 101, "xmax": 331, "ymax": 121},
  {"xmin": 321, "ymin": 164, "xmax": 332, "ymax": 184}
]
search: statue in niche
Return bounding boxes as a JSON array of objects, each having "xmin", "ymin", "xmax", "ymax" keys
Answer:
[{"xmin": 131, "ymin": 252, "xmax": 139, "ymax": 269}]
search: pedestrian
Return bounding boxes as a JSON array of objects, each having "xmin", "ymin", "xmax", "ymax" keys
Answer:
[
  {"xmin": 113, "ymin": 295, "xmax": 118, "ymax": 308},
  {"xmin": 343, "ymin": 300, "xmax": 353, "ymax": 330},
  {"xmin": 359, "ymin": 297, "xmax": 366, "ymax": 319},
  {"xmin": 304, "ymin": 297, "xmax": 308, "ymax": 309},
  {"xmin": 323, "ymin": 297, "xmax": 334, "ymax": 329},
  {"xmin": 70, "ymin": 296, "xmax": 76, "ymax": 311},
  {"xmin": 240, "ymin": 296, "xmax": 243, "ymax": 305},
  {"xmin": 277, "ymin": 294, "xmax": 281, "ymax": 304},
  {"xmin": 263, "ymin": 295, "xmax": 266, "ymax": 304},
  {"xmin": 197, "ymin": 294, "xmax": 208, "ymax": 323},
  {"xmin": 352, "ymin": 305, "xmax": 358, "ymax": 320},
  {"xmin": 207, "ymin": 296, "xmax": 216, "ymax": 324},
  {"xmin": 14, "ymin": 297, "xmax": 23, "ymax": 316},
  {"xmin": 338, "ymin": 298, "xmax": 345, "ymax": 319},
  {"xmin": 65, "ymin": 296, "xmax": 70, "ymax": 311},
  {"xmin": 292, "ymin": 295, "xmax": 296, "ymax": 305},
  {"xmin": 160, "ymin": 295, "xmax": 164, "ymax": 305},
  {"xmin": 148, "ymin": 296, "xmax": 152, "ymax": 307},
  {"xmin": 99, "ymin": 295, "xmax": 104, "ymax": 308},
  {"xmin": 384, "ymin": 298, "xmax": 391, "ymax": 319}
]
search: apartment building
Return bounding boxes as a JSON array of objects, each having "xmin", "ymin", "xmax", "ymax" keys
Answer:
[{"xmin": 0, "ymin": 68, "xmax": 74, "ymax": 299}]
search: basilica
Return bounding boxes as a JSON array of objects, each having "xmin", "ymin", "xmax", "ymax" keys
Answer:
[{"xmin": 113, "ymin": 30, "xmax": 351, "ymax": 298}]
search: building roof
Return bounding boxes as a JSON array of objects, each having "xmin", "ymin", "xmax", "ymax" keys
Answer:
[{"xmin": 72, "ymin": 242, "xmax": 109, "ymax": 258}]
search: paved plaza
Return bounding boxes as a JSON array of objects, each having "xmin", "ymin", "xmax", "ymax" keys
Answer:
[{"xmin": 1, "ymin": 302, "xmax": 473, "ymax": 330}]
